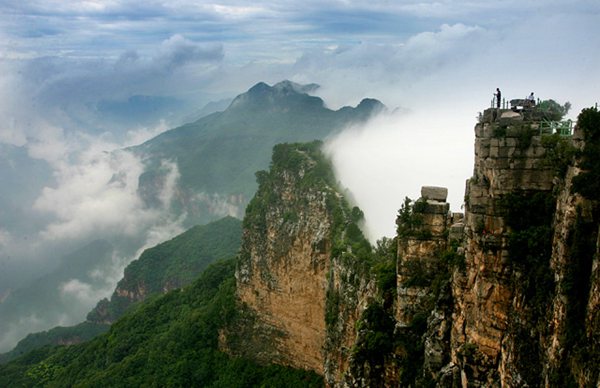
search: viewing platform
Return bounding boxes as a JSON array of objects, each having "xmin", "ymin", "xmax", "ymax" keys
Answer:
[{"xmin": 481, "ymin": 100, "xmax": 573, "ymax": 137}]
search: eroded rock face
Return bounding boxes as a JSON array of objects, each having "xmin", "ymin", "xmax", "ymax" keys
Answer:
[
  {"xmin": 233, "ymin": 142, "xmax": 375, "ymax": 377},
  {"xmin": 235, "ymin": 172, "xmax": 332, "ymax": 372},
  {"xmin": 450, "ymin": 109, "xmax": 600, "ymax": 386},
  {"xmin": 453, "ymin": 111, "xmax": 556, "ymax": 386},
  {"xmin": 396, "ymin": 200, "xmax": 449, "ymax": 327}
]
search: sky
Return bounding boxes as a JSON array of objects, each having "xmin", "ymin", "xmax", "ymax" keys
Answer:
[{"xmin": 0, "ymin": 0, "xmax": 599, "ymax": 350}]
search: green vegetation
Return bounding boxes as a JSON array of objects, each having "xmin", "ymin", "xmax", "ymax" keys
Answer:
[
  {"xmin": 0, "ymin": 260, "xmax": 323, "ymax": 387},
  {"xmin": 372, "ymin": 237, "xmax": 398, "ymax": 302},
  {"xmin": 516, "ymin": 124, "xmax": 535, "ymax": 150},
  {"xmin": 88, "ymin": 216, "xmax": 242, "ymax": 323},
  {"xmin": 133, "ymin": 81, "xmax": 383, "ymax": 227},
  {"xmin": 503, "ymin": 191, "xmax": 555, "ymax": 320},
  {"xmin": 2, "ymin": 217, "xmax": 242, "ymax": 365},
  {"xmin": 548, "ymin": 107, "xmax": 600, "ymax": 385},
  {"xmin": 352, "ymin": 305, "xmax": 395, "ymax": 365},
  {"xmin": 492, "ymin": 125, "xmax": 507, "ymax": 138},
  {"xmin": 244, "ymin": 141, "xmax": 337, "ymax": 230},
  {"xmin": 535, "ymin": 99, "xmax": 571, "ymax": 121},
  {"xmin": 396, "ymin": 197, "xmax": 431, "ymax": 240},
  {"xmin": 549, "ymin": 203, "xmax": 599, "ymax": 386},
  {"xmin": 349, "ymin": 196, "xmax": 461, "ymax": 386},
  {"xmin": 0, "ymin": 322, "xmax": 109, "ymax": 364},
  {"xmin": 541, "ymin": 133, "xmax": 578, "ymax": 178},
  {"xmin": 501, "ymin": 191, "xmax": 556, "ymax": 384},
  {"xmin": 572, "ymin": 107, "xmax": 600, "ymax": 199},
  {"xmin": 0, "ymin": 240, "xmax": 114, "ymax": 359}
]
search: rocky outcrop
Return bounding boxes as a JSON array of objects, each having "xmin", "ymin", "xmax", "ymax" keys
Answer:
[
  {"xmin": 231, "ymin": 142, "xmax": 376, "ymax": 378},
  {"xmin": 453, "ymin": 109, "xmax": 557, "ymax": 386},
  {"xmin": 395, "ymin": 187, "xmax": 450, "ymax": 327},
  {"xmin": 442, "ymin": 107, "xmax": 598, "ymax": 386},
  {"xmin": 235, "ymin": 163, "xmax": 333, "ymax": 372}
]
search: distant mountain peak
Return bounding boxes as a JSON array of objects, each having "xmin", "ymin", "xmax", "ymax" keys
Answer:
[
  {"xmin": 356, "ymin": 98, "xmax": 386, "ymax": 114},
  {"xmin": 247, "ymin": 81, "xmax": 270, "ymax": 94},
  {"xmin": 228, "ymin": 80, "xmax": 324, "ymax": 111},
  {"xmin": 272, "ymin": 80, "xmax": 320, "ymax": 94}
]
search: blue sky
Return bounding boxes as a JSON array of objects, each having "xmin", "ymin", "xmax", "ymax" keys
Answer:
[{"xmin": 0, "ymin": 1, "xmax": 599, "ymax": 349}]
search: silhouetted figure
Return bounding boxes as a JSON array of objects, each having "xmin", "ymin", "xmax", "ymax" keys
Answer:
[{"xmin": 495, "ymin": 88, "xmax": 501, "ymax": 108}]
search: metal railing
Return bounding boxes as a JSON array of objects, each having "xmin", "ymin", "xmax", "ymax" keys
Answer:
[
  {"xmin": 490, "ymin": 97, "xmax": 542, "ymax": 110},
  {"xmin": 539, "ymin": 119, "xmax": 573, "ymax": 136}
]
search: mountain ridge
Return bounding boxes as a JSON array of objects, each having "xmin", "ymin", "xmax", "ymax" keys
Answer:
[{"xmin": 132, "ymin": 80, "xmax": 386, "ymax": 227}]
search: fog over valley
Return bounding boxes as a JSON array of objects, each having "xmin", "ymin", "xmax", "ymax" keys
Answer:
[{"xmin": 0, "ymin": 0, "xmax": 599, "ymax": 352}]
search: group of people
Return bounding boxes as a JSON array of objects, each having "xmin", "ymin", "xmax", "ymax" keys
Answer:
[{"xmin": 494, "ymin": 88, "xmax": 536, "ymax": 108}]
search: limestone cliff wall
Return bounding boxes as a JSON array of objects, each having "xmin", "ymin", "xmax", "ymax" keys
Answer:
[
  {"xmin": 452, "ymin": 112, "xmax": 555, "ymax": 385},
  {"xmin": 235, "ymin": 163, "xmax": 333, "ymax": 372},
  {"xmin": 231, "ymin": 142, "xmax": 376, "ymax": 379},
  {"xmin": 342, "ymin": 108, "xmax": 599, "ymax": 386},
  {"xmin": 449, "ymin": 109, "xmax": 599, "ymax": 386}
]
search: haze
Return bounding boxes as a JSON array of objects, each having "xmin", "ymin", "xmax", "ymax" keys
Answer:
[{"xmin": 1, "ymin": 0, "xmax": 599, "ymax": 351}]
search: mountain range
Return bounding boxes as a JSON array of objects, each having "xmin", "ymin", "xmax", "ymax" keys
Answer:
[{"xmin": 132, "ymin": 80, "xmax": 385, "ymax": 225}]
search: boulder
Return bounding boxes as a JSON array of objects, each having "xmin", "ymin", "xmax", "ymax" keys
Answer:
[{"xmin": 421, "ymin": 186, "xmax": 448, "ymax": 202}]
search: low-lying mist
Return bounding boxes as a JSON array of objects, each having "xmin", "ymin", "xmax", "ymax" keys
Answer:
[{"xmin": 325, "ymin": 109, "xmax": 474, "ymax": 242}]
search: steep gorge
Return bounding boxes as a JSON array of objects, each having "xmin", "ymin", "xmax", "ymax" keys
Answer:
[{"xmin": 229, "ymin": 106, "xmax": 600, "ymax": 387}]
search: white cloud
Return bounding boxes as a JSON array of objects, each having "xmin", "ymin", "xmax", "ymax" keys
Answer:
[
  {"xmin": 158, "ymin": 34, "xmax": 224, "ymax": 69},
  {"xmin": 32, "ymin": 148, "xmax": 182, "ymax": 242},
  {"xmin": 60, "ymin": 278, "xmax": 97, "ymax": 306},
  {"xmin": 194, "ymin": 192, "xmax": 245, "ymax": 219},
  {"xmin": 0, "ymin": 0, "xmax": 599, "ymax": 350},
  {"xmin": 123, "ymin": 120, "xmax": 170, "ymax": 147},
  {"xmin": 26, "ymin": 123, "xmax": 70, "ymax": 165}
]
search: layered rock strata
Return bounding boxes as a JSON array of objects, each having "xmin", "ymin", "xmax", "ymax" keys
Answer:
[{"xmin": 232, "ymin": 142, "xmax": 375, "ymax": 378}]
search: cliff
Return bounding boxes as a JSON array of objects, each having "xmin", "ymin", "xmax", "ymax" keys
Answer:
[
  {"xmin": 446, "ymin": 107, "xmax": 599, "ymax": 387},
  {"xmin": 225, "ymin": 141, "xmax": 377, "ymax": 383},
  {"xmin": 228, "ymin": 105, "xmax": 600, "ymax": 387}
]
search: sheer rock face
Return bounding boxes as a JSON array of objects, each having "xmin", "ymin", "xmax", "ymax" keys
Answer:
[
  {"xmin": 233, "ymin": 143, "xmax": 374, "ymax": 378},
  {"xmin": 450, "ymin": 111, "xmax": 600, "ymax": 386},
  {"xmin": 454, "ymin": 112, "xmax": 555, "ymax": 385},
  {"xmin": 236, "ymin": 168, "xmax": 333, "ymax": 373},
  {"xmin": 396, "ymin": 200, "xmax": 450, "ymax": 327}
]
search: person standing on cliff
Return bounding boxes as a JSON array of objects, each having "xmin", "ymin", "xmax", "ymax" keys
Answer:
[{"xmin": 495, "ymin": 88, "xmax": 501, "ymax": 108}]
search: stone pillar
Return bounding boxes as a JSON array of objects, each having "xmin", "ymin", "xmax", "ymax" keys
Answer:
[{"xmin": 395, "ymin": 187, "xmax": 451, "ymax": 326}]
